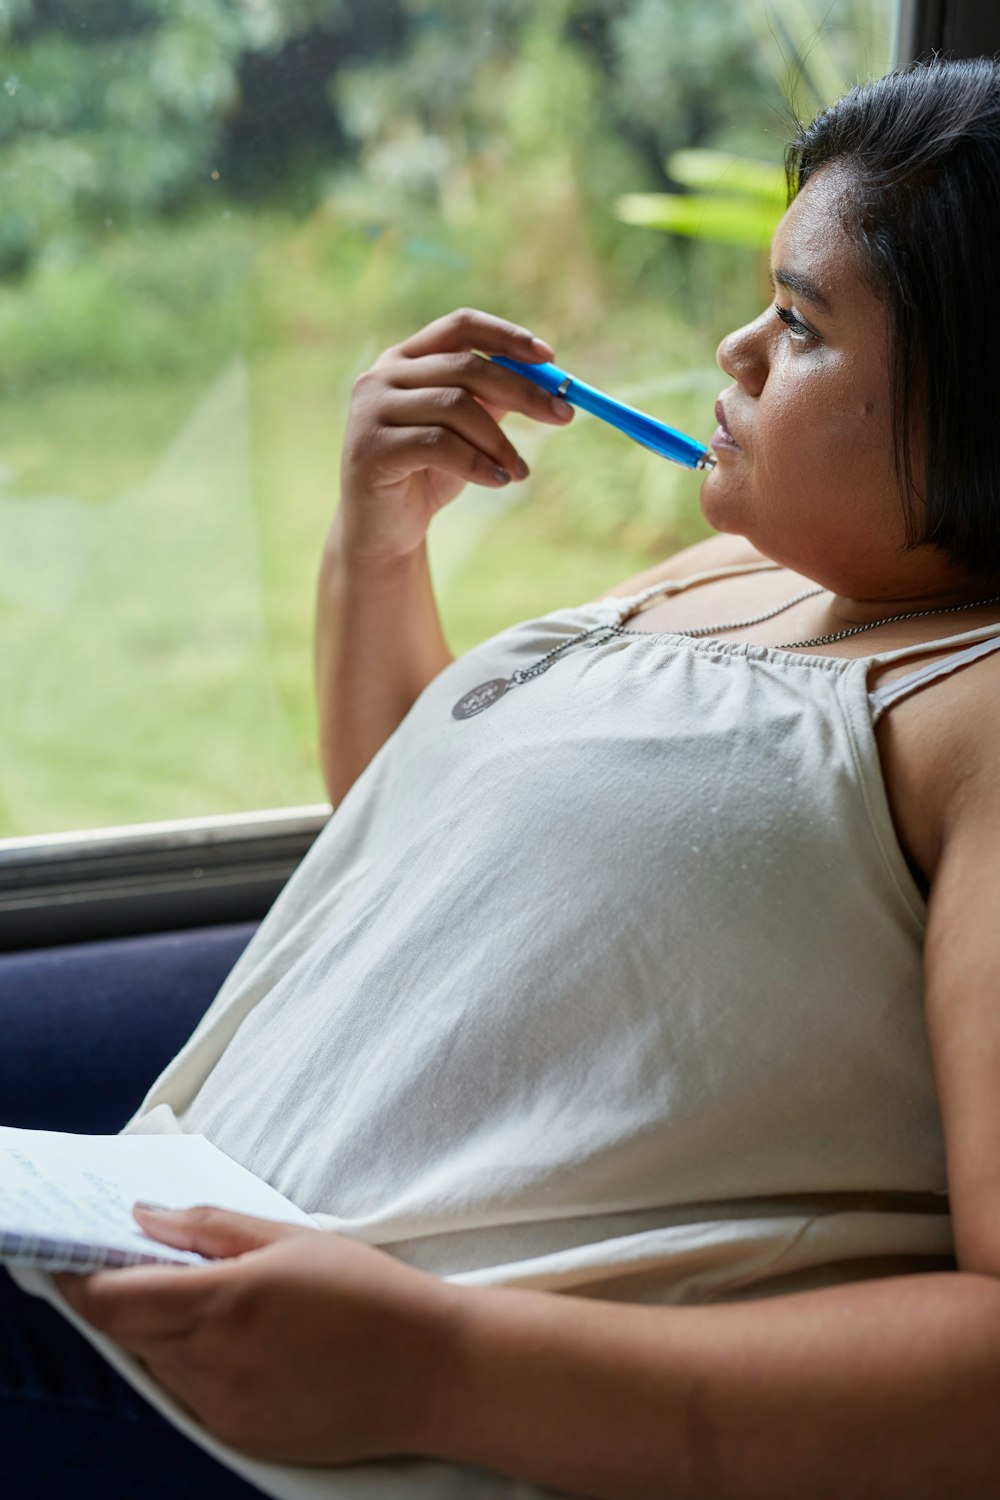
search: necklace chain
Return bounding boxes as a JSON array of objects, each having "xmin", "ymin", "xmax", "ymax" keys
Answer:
[
  {"xmin": 510, "ymin": 581, "xmax": 826, "ymax": 689},
  {"xmin": 778, "ymin": 593, "xmax": 1000, "ymax": 649},
  {"xmin": 452, "ymin": 571, "xmax": 1000, "ymax": 718},
  {"xmin": 615, "ymin": 586, "xmax": 824, "ymax": 643},
  {"xmin": 615, "ymin": 578, "xmax": 1000, "ymax": 649}
]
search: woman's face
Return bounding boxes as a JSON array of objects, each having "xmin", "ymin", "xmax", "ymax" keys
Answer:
[{"xmin": 702, "ymin": 166, "xmax": 932, "ymax": 600}]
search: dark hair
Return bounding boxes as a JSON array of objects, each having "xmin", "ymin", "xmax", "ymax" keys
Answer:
[{"xmin": 785, "ymin": 58, "xmax": 1000, "ymax": 582}]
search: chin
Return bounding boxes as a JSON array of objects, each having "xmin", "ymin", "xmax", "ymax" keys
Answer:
[{"xmin": 698, "ymin": 467, "xmax": 744, "ymax": 536}]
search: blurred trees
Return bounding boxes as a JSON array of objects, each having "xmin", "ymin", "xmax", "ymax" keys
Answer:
[
  {"xmin": 0, "ymin": 0, "xmax": 368, "ymax": 273},
  {"xmin": 0, "ymin": 0, "xmax": 892, "ymax": 835},
  {"xmin": 0, "ymin": 0, "xmax": 883, "ymax": 277}
]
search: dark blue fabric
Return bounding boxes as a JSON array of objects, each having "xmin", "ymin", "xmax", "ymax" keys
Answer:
[
  {"xmin": 0, "ymin": 922, "xmax": 257, "ymax": 1133},
  {"xmin": 0, "ymin": 923, "xmax": 265, "ymax": 1498},
  {"xmin": 0, "ymin": 1270, "xmax": 266, "ymax": 1498}
]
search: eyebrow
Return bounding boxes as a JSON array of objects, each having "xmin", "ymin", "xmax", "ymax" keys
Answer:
[{"xmin": 768, "ymin": 267, "xmax": 832, "ymax": 313}]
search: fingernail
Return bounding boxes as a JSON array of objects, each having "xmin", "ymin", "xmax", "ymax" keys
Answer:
[
  {"xmin": 493, "ymin": 466, "xmax": 511, "ymax": 484},
  {"xmin": 550, "ymin": 398, "xmax": 573, "ymax": 421},
  {"xmin": 134, "ymin": 1201, "xmax": 178, "ymax": 1213},
  {"xmin": 530, "ymin": 337, "xmax": 554, "ymax": 358},
  {"xmin": 514, "ymin": 457, "xmax": 530, "ymax": 480}
]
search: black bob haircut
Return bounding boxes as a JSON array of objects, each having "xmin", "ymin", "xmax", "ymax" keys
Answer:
[{"xmin": 786, "ymin": 57, "xmax": 1000, "ymax": 583}]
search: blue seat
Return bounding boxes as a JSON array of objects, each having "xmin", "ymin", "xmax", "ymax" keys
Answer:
[{"xmin": 0, "ymin": 923, "xmax": 256, "ymax": 1134}]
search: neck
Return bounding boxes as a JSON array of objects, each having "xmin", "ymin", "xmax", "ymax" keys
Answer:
[
  {"xmin": 824, "ymin": 583, "xmax": 1000, "ymax": 627},
  {"xmin": 778, "ymin": 546, "xmax": 999, "ymax": 626}
]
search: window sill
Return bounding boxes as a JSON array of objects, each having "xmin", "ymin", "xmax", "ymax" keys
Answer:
[{"xmin": 0, "ymin": 806, "xmax": 331, "ymax": 951}]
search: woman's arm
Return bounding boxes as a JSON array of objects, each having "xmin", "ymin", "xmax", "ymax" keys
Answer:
[
  {"xmin": 315, "ymin": 523, "xmax": 453, "ymax": 807},
  {"xmin": 914, "ymin": 683, "xmax": 1000, "ymax": 1290},
  {"xmin": 315, "ymin": 309, "xmax": 573, "ymax": 805},
  {"xmin": 433, "ymin": 1266, "xmax": 1000, "ymax": 1500},
  {"xmin": 59, "ymin": 1210, "xmax": 1000, "ymax": 1500}
]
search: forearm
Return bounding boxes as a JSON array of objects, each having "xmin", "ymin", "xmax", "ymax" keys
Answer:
[
  {"xmin": 314, "ymin": 511, "xmax": 453, "ymax": 805},
  {"xmin": 416, "ymin": 1270, "xmax": 1000, "ymax": 1500},
  {"xmin": 315, "ymin": 309, "xmax": 565, "ymax": 805}
]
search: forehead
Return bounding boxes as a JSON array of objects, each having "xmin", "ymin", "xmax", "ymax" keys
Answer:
[{"xmin": 770, "ymin": 167, "xmax": 874, "ymax": 312}]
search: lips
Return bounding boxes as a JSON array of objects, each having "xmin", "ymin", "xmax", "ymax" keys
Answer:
[{"xmin": 711, "ymin": 398, "xmax": 741, "ymax": 453}]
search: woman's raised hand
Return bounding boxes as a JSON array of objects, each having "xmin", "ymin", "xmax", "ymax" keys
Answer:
[{"xmin": 338, "ymin": 308, "xmax": 574, "ymax": 564}]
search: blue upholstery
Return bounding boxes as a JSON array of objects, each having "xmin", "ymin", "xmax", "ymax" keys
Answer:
[
  {"xmin": 0, "ymin": 923, "xmax": 256, "ymax": 1134},
  {"xmin": 0, "ymin": 921, "xmax": 266, "ymax": 1497}
]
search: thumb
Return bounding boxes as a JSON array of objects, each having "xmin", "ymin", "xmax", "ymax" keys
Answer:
[{"xmin": 133, "ymin": 1202, "xmax": 307, "ymax": 1259}]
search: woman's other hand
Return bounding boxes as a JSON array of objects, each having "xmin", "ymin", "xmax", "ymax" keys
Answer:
[
  {"xmin": 338, "ymin": 308, "xmax": 574, "ymax": 564},
  {"xmin": 55, "ymin": 1205, "xmax": 458, "ymax": 1465}
]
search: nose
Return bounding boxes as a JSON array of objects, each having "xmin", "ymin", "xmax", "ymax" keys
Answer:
[{"xmin": 716, "ymin": 308, "xmax": 770, "ymax": 399}]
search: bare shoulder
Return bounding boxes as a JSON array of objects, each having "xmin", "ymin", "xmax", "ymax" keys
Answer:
[
  {"xmin": 878, "ymin": 639, "xmax": 1000, "ymax": 888},
  {"xmin": 596, "ymin": 533, "xmax": 769, "ymax": 600},
  {"xmin": 924, "ymin": 644, "xmax": 1000, "ymax": 806},
  {"xmin": 937, "ymin": 647, "xmax": 1000, "ymax": 869}
]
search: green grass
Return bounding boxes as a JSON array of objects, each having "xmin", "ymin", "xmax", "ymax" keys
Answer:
[{"xmin": 0, "ymin": 210, "xmax": 725, "ymax": 838}]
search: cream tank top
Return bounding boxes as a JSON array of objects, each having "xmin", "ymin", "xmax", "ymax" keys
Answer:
[{"xmin": 114, "ymin": 563, "xmax": 999, "ymax": 1498}]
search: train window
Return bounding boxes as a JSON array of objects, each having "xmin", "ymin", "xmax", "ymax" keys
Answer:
[{"xmin": 0, "ymin": 1, "xmax": 908, "ymax": 853}]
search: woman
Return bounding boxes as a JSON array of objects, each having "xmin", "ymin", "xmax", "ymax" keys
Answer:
[{"xmin": 7, "ymin": 57, "xmax": 1000, "ymax": 1500}]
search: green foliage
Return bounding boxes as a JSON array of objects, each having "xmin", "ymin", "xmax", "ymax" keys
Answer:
[
  {"xmin": 0, "ymin": 0, "xmax": 886, "ymax": 278},
  {"xmin": 741, "ymin": 0, "xmax": 890, "ymax": 117},
  {"xmin": 0, "ymin": 211, "xmax": 255, "ymax": 391},
  {"xmin": 0, "ymin": 6, "xmax": 247, "ymax": 260},
  {"xmin": 0, "ymin": 0, "xmax": 896, "ymax": 834},
  {"xmin": 617, "ymin": 150, "xmax": 787, "ymax": 250},
  {"xmin": 667, "ymin": 150, "xmax": 788, "ymax": 199},
  {"xmin": 610, "ymin": 1, "xmax": 885, "ymax": 256},
  {"xmin": 602, "ymin": 0, "xmax": 781, "ymax": 155}
]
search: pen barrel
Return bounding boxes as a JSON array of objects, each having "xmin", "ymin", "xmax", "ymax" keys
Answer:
[
  {"xmin": 488, "ymin": 355, "xmax": 711, "ymax": 471},
  {"xmin": 562, "ymin": 376, "xmax": 709, "ymax": 470},
  {"xmin": 489, "ymin": 354, "xmax": 570, "ymax": 396}
]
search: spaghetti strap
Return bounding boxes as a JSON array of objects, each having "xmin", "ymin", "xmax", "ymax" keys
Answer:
[
  {"xmin": 867, "ymin": 617, "xmax": 1000, "ymax": 665},
  {"xmin": 869, "ymin": 632, "xmax": 1000, "ymax": 725}
]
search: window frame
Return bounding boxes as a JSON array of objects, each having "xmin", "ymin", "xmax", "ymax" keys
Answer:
[
  {"xmin": 893, "ymin": 0, "xmax": 1000, "ymax": 64},
  {"xmin": 0, "ymin": 807, "xmax": 329, "ymax": 950},
  {"xmin": 3, "ymin": 0, "xmax": 997, "ymax": 952}
]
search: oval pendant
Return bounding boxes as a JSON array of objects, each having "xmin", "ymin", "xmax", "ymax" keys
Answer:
[{"xmin": 452, "ymin": 678, "xmax": 510, "ymax": 719}]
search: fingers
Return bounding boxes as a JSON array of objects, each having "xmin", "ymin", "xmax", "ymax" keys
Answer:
[
  {"xmin": 376, "ymin": 425, "xmax": 525, "ymax": 490},
  {"xmin": 132, "ymin": 1204, "xmax": 308, "ymax": 1259},
  {"xmin": 352, "ymin": 329, "xmax": 575, "ymax": 497},
  {"xmin": 374, "ymin": 386, "xmax": 527, "ymax": 482},
  {"xmin": 55, "ymin": 1262, "xmax": 217, "ymax": 1342},
  {"xmin": 54, "ymin": 1208, "xmax": 311, "ymax": 1345},
  {"xmin": 389, "ymin": 352, "xmax": 575, "ymax": 426},
  {"xmin": 341, "ymin": 308, "xmax": 571, "ymax": 544},
  {"xmin": 397, "ymin": 307, "xmax": 552, "ymax": 361}
]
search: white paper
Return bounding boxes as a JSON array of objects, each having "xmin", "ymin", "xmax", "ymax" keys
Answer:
[{"xmin": 0, "ymin": 1126, "xmax": 315, "ymax": 1269}]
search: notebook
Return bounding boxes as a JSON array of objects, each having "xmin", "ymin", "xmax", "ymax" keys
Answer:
[{"xmin": 0, "ymin": 1125, "xmax": 315, "ymax": 1273}]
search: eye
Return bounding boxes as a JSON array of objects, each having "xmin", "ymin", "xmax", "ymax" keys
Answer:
[{"xmin": 773, "ymin": 303, "xmax": 818, "ymax": 345}]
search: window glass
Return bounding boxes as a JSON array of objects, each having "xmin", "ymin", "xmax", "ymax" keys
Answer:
[{"xmin": 0, "ymin": 0, "xmax": 894, "ymax": 836}]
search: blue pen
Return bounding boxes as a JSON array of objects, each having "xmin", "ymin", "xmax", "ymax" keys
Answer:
[{"xmin": 490, "ymin": 355, "xmax": 716, "ymax": 472}]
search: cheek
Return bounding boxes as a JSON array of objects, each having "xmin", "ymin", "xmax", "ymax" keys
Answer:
[
  {"xmin": 700, "ymin": 380, "xmax": 892, "ymax": 543},
  {"xmin": 816, "ymin": 346, "xmax": 893, "ymax": 442},
  {"xmin": 764, "ymin": 358, "xmax": 890, "ymax": 488}
]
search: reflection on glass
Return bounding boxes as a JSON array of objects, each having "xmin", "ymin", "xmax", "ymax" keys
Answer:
[{"xmin": 0, "ymin": 0, "xmax": 892, "ymax": 835}]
